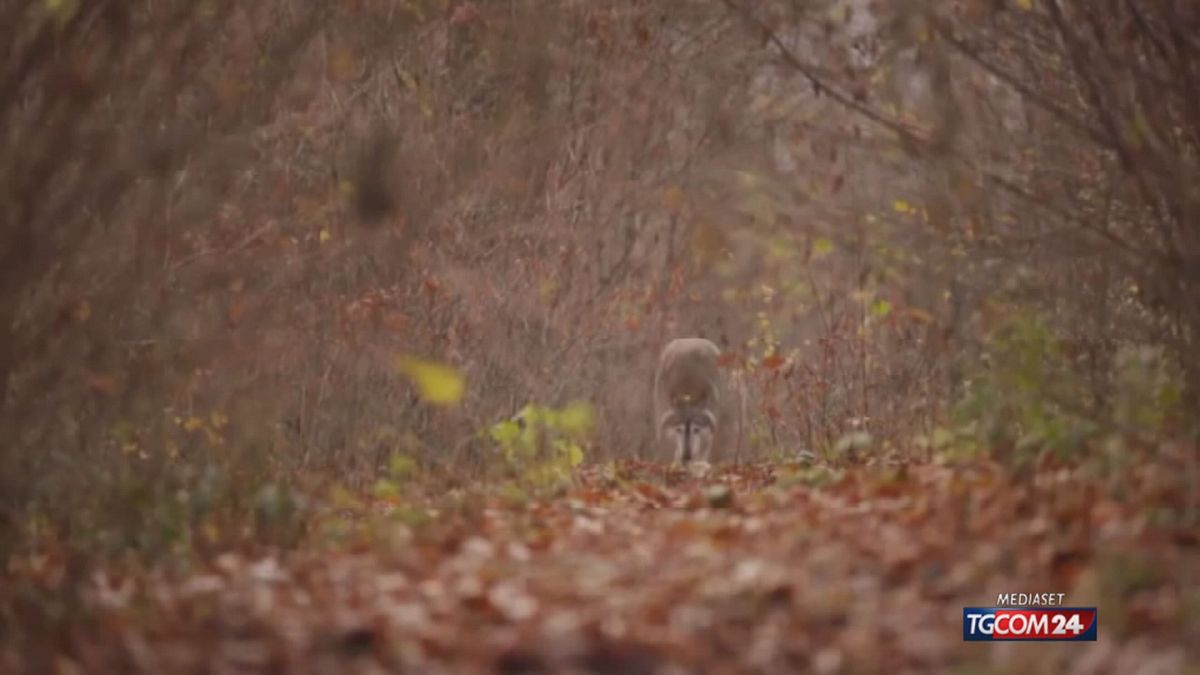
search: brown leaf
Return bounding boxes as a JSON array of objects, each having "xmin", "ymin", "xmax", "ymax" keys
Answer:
[
  {"xmin": 761, "ymin": 354, "xmax": 785, "ymax": 370},
  {"xmin": 86, "ymin": 372, "xmax": 121, "ymax": 396}
]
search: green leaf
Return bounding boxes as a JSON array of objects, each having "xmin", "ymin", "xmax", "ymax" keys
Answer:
[
  {"xmin": 388, "ymin": 454, "xmax": 417, "ymax": 479},
  {"xmin": 556, "ymin": 401, "xmax": 594, "ymax": 436},
  {"xmin": 813, "ymin": 237, "xmax": 834, "ymax": 257},
  {"xmin": 564, "ymin": 443, "xmax": 585, "ymax": 467},
  {"xmin": 490, "ymin": 419, "xmax": 520, "ymax": 445},
  {"xmin": 516, "ymin": 404, "xmax": 540, "ymax": 427},
  {"xmin": 931, "ymin": 427, "xmax": 954, "ymax": 449},
  {"xmin": 373, "ymin": 479, "xmax": 401, "ymax": 500},
  {"xmin": 44, "ymin": 0, "xmax": 79, "ymax": 22},
  {"xmin": 870, "ymin": 299, "xmax": 892, "ymax": 318},
  {"xmin": 393, "ymin": 355, "xmax": 465, "ymax": 405}
]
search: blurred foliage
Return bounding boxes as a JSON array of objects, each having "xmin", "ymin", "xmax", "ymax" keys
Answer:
[
  {"xmin": 1112, "ymin": 346, "xmax": 1183, "ymax": 436},
  {"xmin": 392, "ymin": 356, "xmax": 465, "ymax": 407},
  {"xmin": 1, "ymin": 1, "xmax": 1199, "ymax": 666},
  {"xmin": 952, "ymin": 312, "xmax": 1097, "ymax": 461},
  {"xmin": 489, "ymin": 402, "xmax": 593, "ymax": 490},
  {"xmin": 939, "ymin": 311, "xmax": 1183, "ymax": 465}
]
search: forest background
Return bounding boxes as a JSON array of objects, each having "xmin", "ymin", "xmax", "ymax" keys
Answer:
[{"xmin": 1, "ymin": 0, "xmax": 1198, "ymax": 672}]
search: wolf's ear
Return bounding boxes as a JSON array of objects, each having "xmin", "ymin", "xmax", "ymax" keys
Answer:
[{"xmin": 663, "ymin": 408, "xmax": 685, "ymax": 424}]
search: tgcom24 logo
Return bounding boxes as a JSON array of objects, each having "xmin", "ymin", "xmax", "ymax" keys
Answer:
[{"xmin": 963, "ymin": 593, "xmax": 1098, "ymax": 642}]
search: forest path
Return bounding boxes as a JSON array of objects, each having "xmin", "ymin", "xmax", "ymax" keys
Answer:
[{"xmin": 7, "ymin": 459, "xmax": 1198, "ymax": 674}]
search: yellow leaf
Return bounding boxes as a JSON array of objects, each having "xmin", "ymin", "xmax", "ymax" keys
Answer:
[
  {"xmin": 319, "ymin": 228, "xmax": 332, "ymax": 244},
  {"xmin": 44, "ymin": 0, "xmax": 79, "ymax": 22},
  {"xmin": 329, "ymin": 485, "xmax": 359, "ymax": 509},
  {"xmin": 565, "ymin": 443, "xmax": 585, "ymax": 467},
  {"xmin": 557, "ymin": 401, "xmax": 594, "ymax": 436},
  {"xmin": 813, "ymin": 237, "xmax": 834, "ymax": 257},
  {"xmin": 893, "ymin": 199, "xmax": 912, "ymax": 213},
  {"xmin": 183, "ymin": 417, "xmax": 204, "ymax": 432},
  {"xmin": 766, "ymin": 236, "xmax": 796, "ymax": 261},
  {"xmin": 393, "ymin": 356, "xmax": 465, "ymax": 406},
  {"xmin": 1015, "ymin": 0, "xmax": 1034, "ymax": 9},
  {"xmin": 395, "ymin": 67, "xmax": 419, "ymax": 91},
  {"xmin": 905, "ymin": 307, "xmax": 936, "ymax": 324},
  {"xmin": 691, "ymin": 222, "xmax": 730, "ymax": 261},
  {"xmin": 388, "ymin": 454, "xmax": 417, "ymax": 479},
  {"xmin": 539, "ymin": 279, "xmax": 560, "ymax": 302},
  {"xmin": 328, "ymin": 47, "xmax": 358, "ymax": 81},
  {"xmin": 373, "ymin": 479, "xmax": 401, "ymax": 500},
  {"xmin": 491, "ymin": 418, "xmax": 521, "ymax": 446},
  {"xmin": 663, "ymin": 185, "xmax": 685, "ymax": 215}
]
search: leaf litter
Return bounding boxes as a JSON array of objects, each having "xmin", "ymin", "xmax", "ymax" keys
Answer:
[{"xmin": 3, "ymin": 458, "xmax": 1198, "ymax": 674}]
